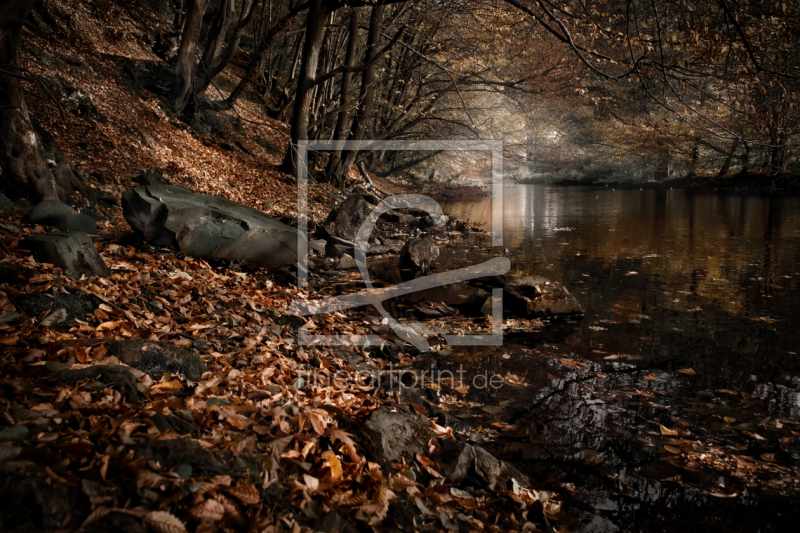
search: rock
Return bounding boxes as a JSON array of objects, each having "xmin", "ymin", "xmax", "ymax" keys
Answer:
[
  {"xmin": 418, "ymin": 214, "xmax": 447, "ymax": 230},
  {"xmin": 0, "ymin": 192, "xmax": 13, "ymax": 213},
  {"xmin": 383, "ymin": 212, "xmax": 415, "ymax": 224},
  {"xmin": 407, "ymin": 283, "xmax": 491, "ymax": 315},
  {"xmin": 133, "ymin": 169, "xmax": 172, "ymax": 187},
  {"xmin": 122, "ymin": 184, "xmax": 301, "ymax": 268},
  {"xmin": 19, "ymin": 232, "xmax": 110, "ymax": 279},
  {"xmin": 337, "ymin": 253, "xmax": 358, "ymax": 270},
  {"xmin": 324, "ymin": 194, "xmax": 374, "ymax": 241},
  {"xmin": 56, "ymin": 338, "xmax": 205, "ymax": 381},
  {"xmin": 399, "ymin": 237, "xmax": 439, "ymax": 273},
  {"xmin": 357, "ymin": 407, "xmax": 437, "ymax": 467},
  {"xmin": 22, "ymin": 200, "xmax": 97, "ymax": 233},
  {"xmin": 50, "ymin": 365, "xmax": 140, "ymax": 403},
  {"xmin": 133, "ymin": 439, "xmax": 229, "ymax": 475},
  {"xmin": 309, "ymin": 239, "xmax": 327, "ymax": 254},
  {"xmin": 325, "ymin": 235, "xmax": 355, "ymax": 258},
  {"xmin": 367, "ymin": 244, "xmax": 391, "ymax": 256},
  {"xmin": 17, "ymin": 291, "xmax": 100, "ymax": 326},
  {"xmin": 435, "ymin": 438, "xmax": 529, "ymax": 492},
  {"xmin": 503, "ymin": 275, "xmax": 583, "ymax": 316}
]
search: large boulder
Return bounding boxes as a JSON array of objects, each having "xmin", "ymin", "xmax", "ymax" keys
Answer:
[
  {"xmin": 22, "ymin": 200, "xmax": 97, "ymax": 233},
  {"xmin": 399, "ymin": 237, "xmax": 439, "ymax": 273},
  {"xmin": 19, "ymin": 232, "xmax": 110, "ymax": 279},
  {"xmin": 503, "ymin": 275, "xmax": 583, "ymax": 316},
  {"xmin": 357, "ymin": 407, "xmax": 437, "ymax": 467},
  {"xmin": 122, "ymin": 184, "xmax": 301, "ymax": 268},
  {"xmin": 324, "ymin": 194, "xmax": 373, "ymax": 241}
]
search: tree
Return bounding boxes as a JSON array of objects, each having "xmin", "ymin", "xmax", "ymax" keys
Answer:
[{"xmin": 0, "ymin": 0, "xmax": 83, "ymax": 200}]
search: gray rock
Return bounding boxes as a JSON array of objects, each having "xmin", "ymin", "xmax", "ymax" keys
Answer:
[
  {"xmin": 0, "ymin": 192, "xmax": 13, "ymax": 213},
  {"xmin": 358, "ymin": 407, "xmax": 436, "ymax": 467},
  {"xmin": 22, "ymin": 200, "xmax": 97, "ymax": 233},
  {"xmin": 20, "ymin": 232, "xmax": 110, "ymax": 279},
  {"xmin": 418, "ymin": 214, "xmax": 447, "ymax": 230},
  {"xmin": 503, "ymin": 275, "xmax": 583, "ymax": 316},
  {"xmin": 309, "ymin": 239, "xmax": 327, "ymax": 254},
  {"xmin": 122, "ymin": 184, "xmax": 301, "ymax": 267},
  {"xmin": 435, "ymin": 438, "xmax": 530, "ymax": 492},
  {"xmin": 383, "ymin": 212, "xmax": 415, "ymax": 224},
  {"xmin": 367, "ymin": 244, "xmax": 391, "ymax": 256},
  {"xmin": 324, "ymin": 194, "xmax": 374, "ymax": 241},
  {"xmin": 325, "ymin": 235, "xmax": 355, "ymax": 258},
  {"xmin": 0, "ymin": 425, "xmax": 29, "ymax": 440},
  {"xmin": 337, "ymin": 253, "xmax": 358, "ymax": 270},
  {"xmin": 399, "ymin": 237, "xmax": 439, "ymax": 273}
]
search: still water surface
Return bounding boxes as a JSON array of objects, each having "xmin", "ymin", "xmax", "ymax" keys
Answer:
[{"xmin": 438, "ymin": 185, "xmax": 800, "ymax": 532}]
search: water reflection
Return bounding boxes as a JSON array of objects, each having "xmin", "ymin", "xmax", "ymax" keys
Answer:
[{"xmin": 437, "ymin": 185, "xmax": 800, "ymax": 532}]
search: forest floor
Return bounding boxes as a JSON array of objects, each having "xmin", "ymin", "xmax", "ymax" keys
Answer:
[{"xmin": 0, "ymin": 1, "xmax": 556, "ymax": 532}]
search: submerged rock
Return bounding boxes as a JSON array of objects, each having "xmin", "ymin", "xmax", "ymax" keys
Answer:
[
  {"xmin": 19, "ymin": 232, "xmax": 110, "ymax": 279},
  {"xmin": 503, "ymin": 275, "xmax": 583, "ymax": 316},
  {"xmin": 122, "ymin": 183, "xmax": 300, "ymax": 268}
]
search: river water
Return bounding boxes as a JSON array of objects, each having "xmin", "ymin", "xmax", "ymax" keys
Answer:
[{"xmin": 436, "ymin": 185, "xmax": 800, "ymax": 532}]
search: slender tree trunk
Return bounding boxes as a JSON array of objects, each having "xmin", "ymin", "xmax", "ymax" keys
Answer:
[
  {"xmin": 173, "ymin": 0, "xmax": 208, "ymax": 115},
  {"xmin": 327, "ymin": 3, "xmax": 384, "ymax": 188},
  {"xmin": 716, "ymin": 138, "xmax": 740, "ymax": 177},
  {"xmin": 0, "ymin": 0, "xmax": 82, "ymax": 200},
  {"xmin": 279, "ymin": 0, "xmax": 330, "ymax": 175},
  {"xmin": 326, "ymin": 7, "xmax": 358, "ymax": 177}
]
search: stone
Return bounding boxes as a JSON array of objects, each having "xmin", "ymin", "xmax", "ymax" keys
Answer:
[
  {"xmin": 55, "ymin": 338, "xmax": 205, "ymax": 381},
  {"xmin": 122, "ymin": 184, "xmax": 301, "ymax": 267},
  {"xmin": 18, "ymin": 291, "xmax": 101, "ymax": 326},
  {"xmin": 325, "ymin": 235, "xmax": 355, "ymax": 258},
  {"xmin": 367, "ymin": 244, "xmax": 391, "ymax": 256},
  {"xmin": 383, "ymin": 212, "xmax": 415, "ymax": 224},
  {"xmin": 357, "ymin": 407, "xmax": 437, "ymax": 467},
  {"xmin": 22, "ymin": 200, "xmax": 97, "ymax": 233},
  {"xmin": 418, "ymin": 214, "xmax": 447, "ymax": 230},
  {"xmin": 324, "ymin": 194, "xmax": 374, "ymax": 241},
  {"xmin": 407, "ymin": 282, "xmax": 491, "ymax": 315},
  {"xmin": 309, "ymin": 239, "xmax": 327, "ymax": 254},
  {"xmin": 435, "ymin": 438, "xmax": 530, "ymax": 492},
  {"xmin": 503, "ymin": 275, "xmax": 583, "ymax": 316},
  {"xmin": 0, "ymin": 192, "xmax": 13, "ymax": 213},
  {"xmin": 399, "ymin": 237, "xmax": 439, "ymax": 273},
  {"xmin": 0, "ymin": 461, "xmax": 74, "ymax": 529},
  {"xmin": 19, "ymin": 232, "xmax": 110, "ymax": 279},
  {"xmin": 337, "ymin": 253, "xmax": 358, "ymax": 270}
]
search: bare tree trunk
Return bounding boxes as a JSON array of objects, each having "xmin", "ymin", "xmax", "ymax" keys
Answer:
[
  {"xmin": 716, "ymin": 138, "xmax": 740, "ymax": 177},
  {"xmin": 173, "ymin": 0, "xmax": 208, "ymax": 115},
  {"xmin": 326, "ymin": 7, "xmax": 358, "ymax": 177},
  {"xmin": 0, "ymin": 0, "xmax": 83, "ymax": 200},
  {"xmin": 327, "ymin": 2, "xmax": 384, "ymax": 188},
  {"xmin": 279, "ymin": 0, "xmax": 330, "ymax": 175}
]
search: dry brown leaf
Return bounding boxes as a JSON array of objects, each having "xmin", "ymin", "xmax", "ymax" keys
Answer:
[
  {"xmin": 144, "ymin": 510, "xmax": 187, "ymax": 533},
  {"xmin": 222, "ymin": 483, "xmax": 260, "ymax": 505},
  {"xmin": 191, "ymin": 498, "xmax": 225, "ymax": 522}
]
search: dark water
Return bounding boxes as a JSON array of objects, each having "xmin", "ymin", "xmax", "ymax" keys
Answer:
[{"xmin": 436, "ymin": 185, "xmax": 800, "ymax": 532}]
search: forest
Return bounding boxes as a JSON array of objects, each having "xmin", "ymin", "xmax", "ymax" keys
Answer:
[{"xmin": 1, "ymin": 1, "xmax": 800, "ymax": 532}]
